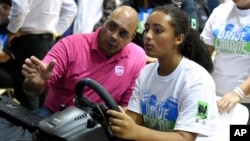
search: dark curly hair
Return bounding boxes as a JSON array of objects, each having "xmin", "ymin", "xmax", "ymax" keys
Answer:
[
  {"xmin": 179, "ymin": 28, "xmax": 213, "ymax": 73},
  {"xmin": 153, "ymin": 5, "xmax": 213, "ymax": 73}
]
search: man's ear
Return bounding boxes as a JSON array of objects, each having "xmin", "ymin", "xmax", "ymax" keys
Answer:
[{"xmin": 131, "ymin": 32, "xmax": 136, "ymax": 39}]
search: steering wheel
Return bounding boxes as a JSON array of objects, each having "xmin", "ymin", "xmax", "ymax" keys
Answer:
[
  {"xmin": 74, "ymin": 78, "xmax": 121, "ymax": 112},
  {"xmin": 74, "ymin": 78, "xmax": 122, "ymax": 141}
]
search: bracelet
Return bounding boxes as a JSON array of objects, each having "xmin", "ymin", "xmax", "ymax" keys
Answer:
[{"xmin": 233, "ymin": 87, "xmax": 246, "ymax": 100}]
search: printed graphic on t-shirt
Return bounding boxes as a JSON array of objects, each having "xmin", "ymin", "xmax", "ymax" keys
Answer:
[
  {"xmin": 140, "ymin": 89, "xmax": 178, "ymax": 131},
  {"xmin": 213, "ymin": 23, "xmax": 250, "ymax": 54}
]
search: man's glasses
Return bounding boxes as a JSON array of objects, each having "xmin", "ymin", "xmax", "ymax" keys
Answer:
[{"xmin": 104, "ymin": 20, "xmax": 134, "ymax": 40}]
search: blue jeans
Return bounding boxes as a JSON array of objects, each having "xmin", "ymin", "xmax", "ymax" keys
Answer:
[
  {"xmin": 33, "ymin": 107, "xmax": 53, "ymax": 118},
  {"xmin": 0, "ymin": 116, "xmax": 35, "ymax": 140}
]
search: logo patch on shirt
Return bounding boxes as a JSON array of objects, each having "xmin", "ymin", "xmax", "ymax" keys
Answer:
[
  {"xmin": 196, "ymin": 101, "xmax": 208, "ymax": 119},
  {"xmin": 115, "ymin": 66, "xmax": 124, "ymax": 76}
]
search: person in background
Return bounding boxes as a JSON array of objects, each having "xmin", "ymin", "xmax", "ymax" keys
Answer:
[
  {"xmin": 122, "ymin": 0, "xmax": 199, "ymax": 48},
  {"xmin": 122, "ymin": 0, "xmax": 199, "ymax": 63},
  {"xmin": 7, "ymin": 0, "xmax": 77, "ymax": 110},
  {"xmin": 73, "ymin": 0, "xmax": 105, "ymax": 34},
  {"xmin": 93, "ymin": 0, "xmax": 123, "ymax": 31},
  {"xmin": 0, "ymin": 0, "xmax": 11, "ymax": 62},
  {"xmin": 201, "ymin": 0, "xmax": 250, "ymax": 124},
  {"xmin": 224, "ymin": 0, "xmax": 232, "ymax": 3},
  {"xmin": 194, "ymin": 0, "xmax": 211, "ymax": 33},
  {"xmin": 108, "ymin": 5, "xmax": 223, "ymax": 141},
  {"xmin": 73, "ymin": 0, "xmax": 120, "ymax": 34},
  {"xmin": 206, "ymin": 0, "xmax": 220, "ymax": 12},
  {"xmin": 0, "ymin": 0, "xmax": 12, "ymax": 89},
  {"xmin": 22, "ymin": 6, "xmax": 146, "ymax": 118}
]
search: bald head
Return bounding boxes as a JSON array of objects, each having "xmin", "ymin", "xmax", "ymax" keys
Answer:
[{"xmin": 109, "ymin": 5, "xmax": 138, "ymax": 33}]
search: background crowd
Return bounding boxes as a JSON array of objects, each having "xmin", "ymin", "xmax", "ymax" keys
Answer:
[{"xmin": 1, "ymin": 0, "xmax": 250, "ymax": 141}]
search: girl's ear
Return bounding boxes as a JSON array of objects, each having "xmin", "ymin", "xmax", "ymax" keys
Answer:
[{"xmin": 175, "ymin": 33, "xmax": 184, "ymax": 46}]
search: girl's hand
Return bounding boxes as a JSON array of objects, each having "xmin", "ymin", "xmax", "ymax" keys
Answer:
[{"xmin": 107, "ymin": 106, "xmax": 139, "ymax": 140}]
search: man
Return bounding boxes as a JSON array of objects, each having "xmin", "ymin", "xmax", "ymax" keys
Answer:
[
  {"xmin": 0, "ymin": 0, "xmax": 12, "ymax": 88},
  {"xmin": 7, "ymin": 0, "xmax": 77, "ymax": 110},
  {"xmin": 0, "ymin": 5, "xmax": 146, "ymax": 141},
  {"xmin": 22, "ymin": 6, "xmax": 146, "ymax": 118}
]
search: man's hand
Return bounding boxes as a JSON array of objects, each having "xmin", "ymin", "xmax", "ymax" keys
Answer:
[{"xmin": 22, "ymin": 56, "xmax": 56, "ymax": 96}]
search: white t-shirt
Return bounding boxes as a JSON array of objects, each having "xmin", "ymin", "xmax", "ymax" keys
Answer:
[
  {"xmin": 127, "ymin": 57, "xmax": 224, "ymax": 141},
  {"xmin": 73, "ymin": 0, "xmax": 104, "ymax": 33},
  {"xmin": 201, "ymin": 2, "xmax": 250, "ymax": 103},
  {"xmin": 8, "ymin": 0, "xmax": 77, "ymax": 35}
]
